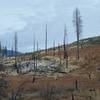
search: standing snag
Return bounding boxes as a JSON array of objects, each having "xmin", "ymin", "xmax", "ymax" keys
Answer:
[
  {"xmin": 71, "ymin": 93, "xmax": 75, "ymax": 100},
  {"xmin": 45, "ymin": 24, "xmax": 48, "ymax": 55},
  {"xmin": 58, "ymin": 43, "xmax": 61, "ymax": 65},
  {"xmin": 4, "ymin": 46, "xmax": 7, "ymax": 57},
  {"xmin": 33, "ymin": 33, "xmax": 36, "ymax": 71},
  {"xmin": 63, "ymin": 24, "xmax": 68, "ymax": 68},
  {"xmin": 75, "ymin": 79, "xmax": 78, "ymax": 90},
  {"xmin": 73, "ymin": 8, "xmax": 82, "ymax": 61},
  {"xmin": 14, "ymin": 32, "xmax": 19, "ymax": 73},
  {"xmin": 53, "ymin": 41, "xmax": 55, "ymax": 57},
  {"xmin": 11, "ymin": 46, "xmax": 14, "ymax": 57},
  {"xmin": 32, "ymin": 76, "xmax": 35, "ymax": 83}
]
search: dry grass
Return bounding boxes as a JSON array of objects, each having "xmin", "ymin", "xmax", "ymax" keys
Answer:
[{"xmin": 1, "ymin": 45, "xmax": 100, "ymax": 100}]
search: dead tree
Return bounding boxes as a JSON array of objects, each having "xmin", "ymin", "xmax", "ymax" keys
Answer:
[
  {"xmin": 58, "ymin": 43, "xmax": 61, "ymax": 65},
  {"xmin": 0, "ymin": 41, "xmax": 2, "ymax": 51},
  {"xmin": 73, "ymin": 8, "xmax": 82, "ymax": 61},
  {"xmin": 33, "ymin": 33, "xmax": 36, "ymax": 71},
  {"xmin": 32, "ymin": 34, "xmax": 36, "ymax": 83},
  {"xmin": 88, "ymin": 72, "xmax": 91, "ymax": 79},
  {"xmin": 89, "ymin": 96, "xmax": 92, "ymax": 100},
  {"xmin": 32, "ymin": 75, "xmax": 36, "ymax": 83},
  {"xmin": 52, "ymin": 41, "xmax": 56, "ymax": 67},
  {"xmin": 11, "ymin": 46, "xmax": 14, "ymax": 57},
  {"xmin": 36, "ymin": 41, "xmax": 39, "ymax": 68},
  {"xmin": 71, "ymin": 93, "xmax": 75, "ymax": 100},
  {"xmin": 75, "ymin": 80, "xmax": 78, "ymax": 90},
  {"xmin": 63, "ymin": 24, "xmax": 68, "ymax": 68},
  {"xmin": 45, "ymin": 24, "xmax": 48, "ymax": 55},
  {"xmin": 4, "ymin": 46, "xmax": 7, "ymax": 57},
  {"xmin": 53, "ymin": 41, "xmax": 55, "ymax": 57},
  {"xmin": 37, "ymin": 41, "xmax": 39, "ymax": 55},
  {"xmin": 0, "ymin": 42, "xmax": 1, "ymax": 62},
  {"xmin": 14, "ymin": 32, "xmax": 19, "ymax": 73}
]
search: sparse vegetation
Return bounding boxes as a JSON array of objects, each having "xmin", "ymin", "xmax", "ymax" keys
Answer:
[{"xmin": 0, "ymin": 2, "xmax": 99, "ymax": 99}]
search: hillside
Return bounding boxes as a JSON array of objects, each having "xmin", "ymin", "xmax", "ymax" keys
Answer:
[
  {"xmin": 70, "ymin": 35, "xmax": 100, "ymax": 47},
  {"xmin": 46, "ymin": 36, "xmax": 100, "ymax": 75},
  {"xmin": 0, "ymin": 36, "xmax": 100, "ymax": 100}
]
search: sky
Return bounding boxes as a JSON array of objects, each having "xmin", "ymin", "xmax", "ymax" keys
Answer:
[{"xmin": 0, "ymin": 0, "xmax": 100, "ymax": 53}]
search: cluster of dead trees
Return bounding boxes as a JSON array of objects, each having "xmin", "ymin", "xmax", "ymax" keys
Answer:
[
  {"xmin": 13, "ymin": 7, "xmax": 82, "ymax": 74},
  {"xmin": 0, "ymin": 42, "xmax": 8, "ymax": 59},
  {"xmin": 44, "ymin": 8, "xmax": 82, "ymax": 68},
  {"xmin": 0, "ymin": 8, "xmax": 82, "ymax": 74}
]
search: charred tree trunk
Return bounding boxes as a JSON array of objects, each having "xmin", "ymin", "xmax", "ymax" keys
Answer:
[
  {"xmin": 58, "ymin": 44, "xmax": 61, "ymax": 65},
  {"xmin": 75, "ymin": 80, "xmax": 78, "ymax": 90},
  {"xmin": 63, "ymin": 25, "xmax": 68, "ymax": 68},
  {"xmin": 14, "ymin": 33, "xmax": 19, "ymax": 73},
  {"xmin": 53, "ymin": 41, "xmax": 55, "ymax": 57},
  {"xmin": 45, "ymin": 24, "xmax": 48, "ymax": 55},
  {"xmin": 71, "ymin": 93, "xmax": 75, "ymax": 100},
  {"xmin": 77, "ymin": 32, "xmax": 80, "ymax": 61},
  {"xmin": 73, "ymin": 8, "xmax": 82, "ymax": 61}
]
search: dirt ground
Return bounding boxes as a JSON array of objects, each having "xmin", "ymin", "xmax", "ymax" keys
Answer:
[{"xmin": 0, "ymin": 45, "xmax": 100, "ymax": 100}]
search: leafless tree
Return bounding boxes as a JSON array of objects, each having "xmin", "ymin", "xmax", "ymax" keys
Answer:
[
  {"xmin": 71, "ymin": 93, "xmax": 75, "ymax": 100},
  {"xmin": 32, "ymin": 34, "xmax": 36, "ymax": 82},
  {"xmin": 63, "ymin": 24, "xmax": 68, "ymax": 68},
  {"xmin": 37, "ymin": 41, "xmax": 39, "ymax": 53},
  {"xmin": 58, "ymin": 43, "xmax": 61, "ymax": 65},
  {"xmin": 45, "ymin": 24, "xmax": 48, "ymax": 55},
  {"xmin": 53, "ymin": 41, "xmax": 55, "ymax": 57},
  {"xmin": 36, "ymin": 41, "xmax": 39, "ymax": 68},
  {"xmin": 0, "ymin": 42, "xmax": 3, "ymax": 61},
  {"xmin": 33, "ymin": 33, "xmax": 36, "ymax": 70},
  {"xmin": 73, "ymin": 8, "xmax": 82, "ymax": 61},
  {"xmin": 11, "ymin": 46, "xmax": 14, "ymax": 57},
  {"xmin": 14, "ymin": 32, "xmax": 19, "ymax": 73},
  {"xmin": 0, "ymin": 41, "xmax": 1, "ymax": 51},
  {"xmin": 0, "ymin": 41, "xmax": 2, "ymax": 61},
  {"xmin": 75, "ymin": 80, "xmax": 78, "ymax": 90},
  {"xmin": 4, "ymin": 46, "xmax": 7, "ymax": 57}
]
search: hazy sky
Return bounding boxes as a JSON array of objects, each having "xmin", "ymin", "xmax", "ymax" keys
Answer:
[{"xmin": 0, "ymin": 0, "xmax": 100, "ymax": 52}]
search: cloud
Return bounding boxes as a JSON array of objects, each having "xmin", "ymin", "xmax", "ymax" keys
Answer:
[{"xmin": 0, "ymin": 0, "xmax": 100, "ymax": 52}]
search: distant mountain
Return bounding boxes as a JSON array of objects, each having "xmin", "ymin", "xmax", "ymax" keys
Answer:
[
  {"xmin": 6, "ymin": 50, "xmax": 22, "ymax": 57},
  {"xmin": 0, "ymin": 49, "xmax": 22, "ymax": 57}
]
